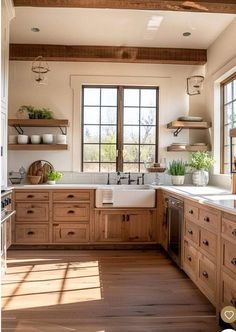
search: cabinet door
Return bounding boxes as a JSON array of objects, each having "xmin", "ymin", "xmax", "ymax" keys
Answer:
[
  {"xmin": 94, "ymin": 210, "xmax": 125, "ymax": 242},
  {"xmin": 126, "ymin": 210, "xmax": 155, "ymax": 242}
]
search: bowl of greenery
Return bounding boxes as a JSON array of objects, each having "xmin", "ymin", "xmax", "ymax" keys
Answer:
[
  {"xmin": 168, "ymin": 160, "xmax": 186, "ymax": 185},
  {"xmin": 47, "ymin": 170, "xmax": 63, "ymax": 185},
  {"xmin": 189, "ymin": 151, "xmax": 214, "ymax": 186}
]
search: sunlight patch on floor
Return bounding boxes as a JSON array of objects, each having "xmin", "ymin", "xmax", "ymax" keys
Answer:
[{"xmin": 2, "ymin": 260, "xmax": 102, "ymax": 311}]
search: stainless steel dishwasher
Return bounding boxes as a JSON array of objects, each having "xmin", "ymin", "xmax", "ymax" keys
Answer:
[{"xmin": 167, "ymin": 196, "xmax": 184, "ymax": 268}]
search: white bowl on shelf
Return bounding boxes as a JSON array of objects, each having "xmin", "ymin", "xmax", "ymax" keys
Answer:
[
  {"xmin": 42, "ymin": 134, "xmax": 53, "ymax": 144},
  {"xmin": 30, "ymin": 135, "xmax": 41, "ymax": 144},
  {"xmin": 17, "ymin": 135, "xmax": 28, "ymax": 144}
]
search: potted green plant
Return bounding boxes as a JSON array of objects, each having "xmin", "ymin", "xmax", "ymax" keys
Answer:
[
  {"xmin": 47, "ymin": 170, "xmax": 63, "ymax": 185},
  {"xmin": 18, "ymin": 105, "xmax": 54, "ymax": 119},
  {"xmin": 168, "ymin": 160, "xmax": 186, "ymax": 185},
  {"xmin": 189, "ymin": 151, "xmax": 214, "ymax": 186}
]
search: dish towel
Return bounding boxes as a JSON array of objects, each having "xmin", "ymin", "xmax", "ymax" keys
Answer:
[{"xmin": 102, "ymin": 189, "xmax": 114, "ymax": 204}]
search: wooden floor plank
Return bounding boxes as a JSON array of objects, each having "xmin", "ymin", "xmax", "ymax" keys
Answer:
[{"xmin": 2, "ymin": 250, "xmax": 219, "ymax": 331}]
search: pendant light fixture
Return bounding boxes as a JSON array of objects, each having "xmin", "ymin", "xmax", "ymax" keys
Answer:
[{"xmin": 31, "ymin": 56, "xmax": 50, "ymax": 85}]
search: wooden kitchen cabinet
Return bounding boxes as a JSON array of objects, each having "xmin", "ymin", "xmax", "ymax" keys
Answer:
[
  {"xmin": 220, "ymin": 212, "xmax": 236, "ymax": 329},
  {"xmin": 156, "ymin": 190, "xmax": 168, "ymax": 250},
  {"xmin": 94, "ymin": 209, "xmax": 156, "ymax": 243},
  {"xmin": 183, "ymin": 198, "xmax": 220, "ymax": 306}
]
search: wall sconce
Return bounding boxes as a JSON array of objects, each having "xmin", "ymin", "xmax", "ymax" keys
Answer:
[
  {"xmin": 31, "ymin": 56, "xmax": 50, "ymax": 85},
  {"xmin": 187, "ymin": 75, "xmax": 204, "ymax": 95}
]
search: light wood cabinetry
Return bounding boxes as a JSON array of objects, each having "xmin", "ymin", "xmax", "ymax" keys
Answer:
[
  {"xmin": 53, "ymin": 223, "xmax": 89, "ymax": 243},
  {"xmin": 183, "ymin": 199, "xmax": 219, "ymax": 306},
  {"xmin": 13, "ymin": 189, "xmax": 94, "ymax": 245},
  {"xmin": 156, "ymin": 190, "xmax": 168, "ymax": 250},
  {"xmin": 220, "ymin": 212, "xmax": 236, "ymax": 329},
  {"xmin": 15, "ymin": 224, "xmax": 49, "ymax": 244},
  {"xmin": 13, "ymin": 190, "xmax": 50, "ymax": 244},
  {"xmin": 94, "ymin": 209, "xmax": 156, "ymax": 243}
]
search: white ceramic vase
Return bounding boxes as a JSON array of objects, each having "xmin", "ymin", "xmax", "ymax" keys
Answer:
[
  {"xmin": 47, "ymin": 180, "xmax": 56, "ymax": 185},
  {"xmin": 171, "ymin": 175, "xmax": 185, "ymax": 186},
  {"xmin": 192, "ymin": 170, "xmax": 209, "ymax": 186}
]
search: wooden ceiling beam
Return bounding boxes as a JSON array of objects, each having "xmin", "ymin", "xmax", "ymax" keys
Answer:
[
  {"xmin": 10, "ymin": 44, "xmax": 207, "ymax": 65},
  {"xmin": 13, "ymin": 0, "xmax": 236, "ymax": 14}
]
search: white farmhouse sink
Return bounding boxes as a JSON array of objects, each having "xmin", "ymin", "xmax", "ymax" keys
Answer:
[{"xmin": 95, "ymin": 185, "xmax": 155, "ymax": 208}]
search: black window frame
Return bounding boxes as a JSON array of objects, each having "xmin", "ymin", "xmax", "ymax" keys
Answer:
[{"xmin": 81, "ymin": 85, "xmax": 159, "ymax": 173}]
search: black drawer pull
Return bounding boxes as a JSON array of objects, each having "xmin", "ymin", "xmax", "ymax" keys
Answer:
[
  {"xmin": 202, "ymin": 271, "xmax": 208, "ymax": 278},
  {"xmin": 27, "ymin": 195, "xmax": 34, "ymax": 198},
  {"xmin": 68, "ymin": 210, "xmax": 75, "ymax": 214},
  {"xmin": 202, "ymin": 240, "xmax": 209, "ymax": 246},
  {"xmin": 231, "ymin": 258, "xmax": 236, "ymax": 266},
  {"xmin": 188, "ymin": 229, "xmax": 193, "ymax": 235},
  {"xmin": 189, "ymin": 210, "xmax": 193, "ymax": 214},
  {"xmin": 187, "ymin": 256, "xmax": 192, "ymax": 262},
  {"xmin": 27, "ymin": 210, "xmax": 34, "ymax": 214},
  {"xmin": 67, "ymin": 195, "xmax": 74, "ymax": 198},
  {"xmin": 27, "ymin": 231, "xmax": 34, "ymax": 235},
  {"xmin": 232, "ymin": 229, "xmax": 236, "ymax": 236},
  {"xmin": 127, "ymin": 215, "xmax": 130, "ymax": 222},
  {"xmin": 68, "ymin": 231, "xmax": 75, "ymax": 236},
  {"xmin": 231, "ymin": 298, "xmax": 236, "ymax": 307},
  {"xmin": 204, "ymin": 216, "xmax": 210, "ymax": 222}
]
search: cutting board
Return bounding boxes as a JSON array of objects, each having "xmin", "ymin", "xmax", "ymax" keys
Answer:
[{"xmin": 27, "ymin": 160, "xmax": 54, "ymax": 184}]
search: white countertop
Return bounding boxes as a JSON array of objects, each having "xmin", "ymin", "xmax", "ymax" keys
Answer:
[{"xmin": 12, "ymin": 184, "xmax": 236, "ymax": 215}]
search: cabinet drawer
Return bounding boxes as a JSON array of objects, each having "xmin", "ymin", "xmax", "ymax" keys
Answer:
[
  {"xmin": 221, "ymin": 272, "xmax": 236, "ymax": 308},
  {"xmin": 198, "ymin": 253, "xmax": 216, "ymax": 303},
  {"xmin": 222, "ymin": 240, "xmax": 236, "ymax": 275},
  {"xmin": 16, "ymin": 203, "xmax": 49, "ymax": 222},
  {"xmin": 53, "ymin": 203, "xmax": 90, "ymax": 221},
  {"xmin": 183, "ymin": 240, "xmax": 198, "ymax": 279},
  {"xmin": 185, "ymin": 220, "xmax": 199, "ymax": 245},
  {"xmin": 200, "ymin": 227, "xmax": 217, "ymax": 258},
  {"xmin": 199, "ymin": 208, "xmax": 220, "ymax": 232},
  {"xmin": 15, "ymin": 224, "xmax": 49, "ymax": 243},
  {"xmin": 222, "ymin": 218, "xmax": 236, "ymax": 242},
  {"xmin": 185, "ymin": 202, "xmax": 199, "ymax": 222},
  {"xmin": 15, "ymin": 191, "xmax": 49, "ymax": 201},
  {"xmin": 53, "ymin": 223, "xmax": 89, "ymax": 243},
  {"xmin": 53, "ymin": 191, "xmax": 91, "ymax": 202}
]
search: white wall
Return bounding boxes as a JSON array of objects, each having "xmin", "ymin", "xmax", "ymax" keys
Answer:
[
  {"xmin": 8, "ymin": 61, "xmax": 204, "ymax": 175},
  {"xmin": 204, "ymin": 18, "xmax": 236, "ymax": 189}
]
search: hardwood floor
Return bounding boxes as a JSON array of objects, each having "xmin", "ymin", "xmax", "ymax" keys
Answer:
[{"xmin": 2, "ymin": 250, "xmax": 220, "ymax": 331}]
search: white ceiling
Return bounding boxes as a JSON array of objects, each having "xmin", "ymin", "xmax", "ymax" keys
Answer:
[{"xmin": 10, "ymin": 8, "xmax": 236, "ymax": 49}]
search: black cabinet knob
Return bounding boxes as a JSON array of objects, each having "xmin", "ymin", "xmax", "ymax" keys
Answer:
[
  {"xmin": 202, "ymin": 240, "xmax": 209, "ymax": 246},
  {"xmin": 202, "ymin": 271, "xmax": 208, "ymax": 278}
]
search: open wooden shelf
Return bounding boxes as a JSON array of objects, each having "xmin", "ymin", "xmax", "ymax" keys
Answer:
[
  {"xmin": 8, "ymin": 144, "xmax": 68, "ymax": 151},
  {"xmin": 167, "ymin": 145, "xmax": 210, "ymax": 152},
  {"xmin": 8, "ymin": 119, "xmax": 69, "ymax": 127},
  {"xmin": 167, "ymin": 120, "xmax": 211, "ymax": 130}
]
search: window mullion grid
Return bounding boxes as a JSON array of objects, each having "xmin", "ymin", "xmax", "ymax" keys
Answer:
[
  {"xmin": 117, "ymin": 86, "xmax": 123, "ymax": 172},
  {"xmin": 138, "ymin": 89, "xmax": 141, "ymax": 173},
  {"xmin": 99, "ymin": 88, "xmax": 102, "ymax": 172}
]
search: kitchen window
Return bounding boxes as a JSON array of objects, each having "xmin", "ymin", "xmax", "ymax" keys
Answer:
[
  {"xmin": 82, "ymin": 86, "xmax": 159, "ymax": 172},
  {"xmin": 221, "ymin": 73, "xmax": 236, "ymax": 174}
]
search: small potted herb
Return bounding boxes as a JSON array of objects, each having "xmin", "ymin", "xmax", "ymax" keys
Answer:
[
  {"xmin": 47, "ymin": 170, "xmax": 63, "ymax": 185},
  {"xmin": 189, "ymin": 151, "xmax": 214, "ymax": 186},
  {"xmin": 168, "ymin": 160, "xmax": 186, "ymax": 186}
]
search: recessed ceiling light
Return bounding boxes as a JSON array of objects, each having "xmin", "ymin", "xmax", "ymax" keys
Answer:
[
  {"xmin": 183, "ymin": 32, "xmax": 191, "ymax": 37},
  {"xmin": 31, "ymin": 27, "xmax": 40, "ymax": 32}
]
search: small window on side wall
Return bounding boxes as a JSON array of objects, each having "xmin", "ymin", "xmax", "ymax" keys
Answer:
[{"xmin": 221, "ymin": 73, "xmax": 236, "ymax": 174}]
